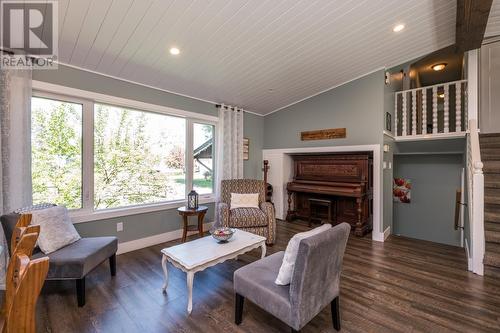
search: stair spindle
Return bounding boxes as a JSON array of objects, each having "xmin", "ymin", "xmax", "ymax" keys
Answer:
[
  {"xmin": 456, "ymin": 82, "xmax": 462, "ymax": 132},
  {"xmin": 402, "ymin": 92, "xmax": 407, "ymax": 136},
  {"xmin": 422, "ymin": 88, "xmax": 427, "ymax": 134},
  {"xmin": 444, "ymin": 85, "xmax": 449, "ymax": 133},
  {"xmin": 411, "ymin": 90, "xmax": 417, "ymax": 135},
  {"xmin": 432, "ymin": 86, "xmax": 438, "ymax": 134},
  {"xmin": 394, "ymin": 93, "xmax": 399, "ymax": 136}
]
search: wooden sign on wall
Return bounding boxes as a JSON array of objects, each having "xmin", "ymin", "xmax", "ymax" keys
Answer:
[{"xmin": 300, "ymin": 128, "xmax": 346, "ymax": 141}]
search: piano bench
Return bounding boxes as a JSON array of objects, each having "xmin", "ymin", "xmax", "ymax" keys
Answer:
[{"xmin": 308, "ymin": 198, "xmax": 333, "ymax": 227}]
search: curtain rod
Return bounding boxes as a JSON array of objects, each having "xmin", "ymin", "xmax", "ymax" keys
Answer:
[{"xmin": 215, "ymin": 104, "xmax": 243, "ymax": 112}]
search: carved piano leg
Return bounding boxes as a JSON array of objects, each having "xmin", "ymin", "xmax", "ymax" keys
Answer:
[
  {"xmin": 286, "ymin": 191, "xmax": 294, "ymax": 222},
  {"xmin": 354, "ymin": 198, "xmax": 364, "ymax": 236}
]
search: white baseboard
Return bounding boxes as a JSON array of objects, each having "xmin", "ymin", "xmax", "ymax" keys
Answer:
[
  {"xmin": 117, "ymin": 221, "xmax": 214, "ymax": 255},
  {"xmin": 465, "ymin": 238, "xmax": 473, "ymax": 271},
  {"xmin": 383, "ymin": 226, "xmax": 391, "ymax": 240},
  {"xmin": 372, "ymin": 226, "xmax": 390, "ymax": 242}
]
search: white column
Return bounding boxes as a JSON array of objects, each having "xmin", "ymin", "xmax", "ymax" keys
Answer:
[
  {"xmin": 422, "ymin": 88, "xmax": 427, "ymax": 134},
  {"xmin": 411, "ymin": 90, "xmax": 417, "ymax": 135},
  {"xmin": 444, "ymin": 84, "xmax": 449, "ymax": 133},
  {"xmin": 402, "ymin": 92, "xmax": 407, "ymax": 136},
  {"xmin": 432, "ymin": 86, "xmax": 438, "ymax": 134},
  {"xmin": 467, "ymin": 49, "xmax": 479, "ymax": 122},
  {"xmin": 456, "ymin": 82, "xmax": 462, "ymax": 132}
]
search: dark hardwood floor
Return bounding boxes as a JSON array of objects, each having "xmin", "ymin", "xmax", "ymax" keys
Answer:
[{"xmin": 34, "ymin": 220, "xmax": 500, "ymax": 333}]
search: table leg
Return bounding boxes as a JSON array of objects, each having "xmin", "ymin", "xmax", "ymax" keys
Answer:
[
  {"xmin": 161, "ymin": 255, "xmax": 169, "ymax": 292},
  {"xmin": 260, "ymin": 242, "xmax": 267, "ymax": 259},
  {"xmin": 197, "ymin": 212, "xmax": 206, "ymax": 238},
  {"xmin": 187, "ymin": 271, "xmax": 194, "ymax": 314},
  {"xmin": 182, "ymin": 215, "xmax": 188, "ymax": 242}
]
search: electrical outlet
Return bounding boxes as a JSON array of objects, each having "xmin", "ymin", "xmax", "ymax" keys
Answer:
[{"xmin": 117, "ymin": 222, "xmax": 123, "ymax": 232}]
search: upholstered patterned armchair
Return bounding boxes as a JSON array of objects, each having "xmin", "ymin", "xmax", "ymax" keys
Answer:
[{"xmin": 218, "ymin": 179, "xmax": 276, "ymax": 245}]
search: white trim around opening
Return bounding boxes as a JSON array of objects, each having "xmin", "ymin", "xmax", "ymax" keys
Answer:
[{"xmin": 262, "ymin": 144, "xmax": 383, "ymax": 242}]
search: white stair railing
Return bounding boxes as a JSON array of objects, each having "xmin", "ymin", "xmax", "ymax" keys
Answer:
[
  {"xmin": 467, "ymin": 118, "xmax": 484, "ymax": 275},
  {"xmin": 395, "ymin": 80, "xmax": 467, "ymax": 139}
]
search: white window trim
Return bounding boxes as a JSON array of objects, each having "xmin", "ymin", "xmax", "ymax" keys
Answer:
[
  {"xmin": 32, "ymin": 80, "xmax": 218, "ymax": 224},
  {"xmin": 32, "ymin": 81, "xmax": 218, "ymax": 122}
]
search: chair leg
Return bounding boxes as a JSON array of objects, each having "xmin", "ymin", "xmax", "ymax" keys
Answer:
[
  {"xmin": 76, "ymin": 277, "xmax": 85, "ymax": 307},
  {"xmin": 109, "ymin": 253, "xmax": 117, "ymax": 276},
  {"xmin": 331, "ymin": 296, "xmax": 341, "ymax": 331},
  {"xmin": 235, "ymin": 293, "xmax": 244, "ymax": 325}
]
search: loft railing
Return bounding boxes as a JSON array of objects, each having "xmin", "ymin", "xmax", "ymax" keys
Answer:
[
  {"xmin": 394, "ymin": 80, "xmax": 467, "ymax": 139},
  {"xmin": 467, "ymin": 118, "xmax": 484, "ymax": 275}
]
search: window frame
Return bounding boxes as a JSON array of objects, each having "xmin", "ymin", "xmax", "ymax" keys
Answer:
[{"xmin": 31, "ymin": 80, "xmax": 218, "ymax": 223}]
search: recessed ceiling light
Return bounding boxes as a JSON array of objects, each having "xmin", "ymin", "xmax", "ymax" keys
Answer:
[
  {"xmin": 393, "ymin": 24, "xmax": 405, "ymax": 32},
  {"xmin": 169, "ymin": 47, "xmax": 180, "ymax": 55},
  {"xmin": 431, "ymin": 63, "xmax": 447, "ymax": 71}
]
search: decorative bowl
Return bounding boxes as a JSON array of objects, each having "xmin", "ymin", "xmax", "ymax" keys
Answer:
[{"xmin": 210, "ymin": 227, "xmax": 236, "ymax": 243}]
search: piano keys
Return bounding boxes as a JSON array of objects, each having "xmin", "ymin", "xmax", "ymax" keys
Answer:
[{"xmin": 286, "ymin": 153, "xmax": 373, "ymax": 236}]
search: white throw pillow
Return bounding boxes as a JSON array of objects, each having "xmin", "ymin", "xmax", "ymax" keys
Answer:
[
  {"xmin": 29, "ymin": 206, "xmax": 81, "ymax": 254},
  {"xmin": 230, "ymin": 193, "xmax": 259, "ymax": 209},
  {"xmin": 275, "ymin": 223, "xmax": 332, "ymax": 285}
]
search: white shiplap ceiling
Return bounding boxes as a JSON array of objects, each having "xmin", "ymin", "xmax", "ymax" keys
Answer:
[
  {"xmin": 486, "ymin": 0, "xmax": 500, "ymax": 38},
  {"xmin": 51, "ymin": 0, "xmax": 458, "ymax": 115}
]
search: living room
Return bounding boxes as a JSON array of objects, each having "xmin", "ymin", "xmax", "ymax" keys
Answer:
[{"xmin": 1, "ymin": 0, "xmax": 500, "ymax": 332}]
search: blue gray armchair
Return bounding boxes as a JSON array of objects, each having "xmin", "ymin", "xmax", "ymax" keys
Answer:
[{"xmin": 233, "ymin": 222, "xmax": 350, "ymax": 332}]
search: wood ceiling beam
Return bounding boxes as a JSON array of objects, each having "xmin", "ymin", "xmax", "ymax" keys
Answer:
[{"xmin": 456, "ymin": 0, "xmax": 494, "ymax": 52}]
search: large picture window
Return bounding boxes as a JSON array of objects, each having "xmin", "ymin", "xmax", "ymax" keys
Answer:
[
  {"xmin": 30, "ymin": 90, "xmax": 217, "ymax": 219},
  {"xmin": 31, "ymin": 97, "xmax": 83, "ymax": 209},
  {"xmin": 94, "ymin": 104, "xmax": 186, "ymax": 209},
  {"xmin": 193, "ymin": 123, "xmax": 214, "ymax": 195}
]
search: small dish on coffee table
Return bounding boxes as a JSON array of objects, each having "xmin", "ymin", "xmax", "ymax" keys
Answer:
[{"xmin": 210, "ymin": 227, "xmax": 236, "ymax": 243}]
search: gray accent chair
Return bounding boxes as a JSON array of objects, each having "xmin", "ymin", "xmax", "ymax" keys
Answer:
[
  {"xmin": 1, "ymin": 212, "xmax": 118, "ymax": 307},
  {"xmin": 234, "ymin": 222, "xmax": 350, "ymax": 332}
]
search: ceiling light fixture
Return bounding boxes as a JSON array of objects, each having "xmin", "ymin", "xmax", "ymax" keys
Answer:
[
  {"xmin": 393, "ymin": 24, "xmax": 405, "ymax": 32},
  {"xmin": 169, "ymin": 47, "xmax": 180, "ymax": 55},
  {"xmin": 431, "ymin": 63, "xmax": 447, "ymax": 71}
]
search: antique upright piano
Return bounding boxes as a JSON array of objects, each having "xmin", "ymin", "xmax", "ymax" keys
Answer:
[{"xmin": 286, "ymin": 153, "xmax": 373, "ymax": 236}]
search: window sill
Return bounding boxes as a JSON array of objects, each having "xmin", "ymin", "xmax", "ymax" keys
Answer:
[{"xmin": 69, "ymin": 196, "xmax": 216, "ymax": 224}]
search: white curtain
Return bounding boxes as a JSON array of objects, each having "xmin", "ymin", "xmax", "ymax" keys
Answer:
[
  {"xmin": 0, "ymin": 68, "xmax": 33, "ymax": 289},
  {"xmin": 214, "ymin": 104, "xmax": 244, "ymax": 226},
  {"xmin": 216, "ymin": 104, "xmax": 244, "ymax": 182}
]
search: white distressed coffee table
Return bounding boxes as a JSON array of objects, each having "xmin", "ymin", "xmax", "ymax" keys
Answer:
[{"xmin": 161, "ymin": 230, "xmax": 266, "ymax": 314}]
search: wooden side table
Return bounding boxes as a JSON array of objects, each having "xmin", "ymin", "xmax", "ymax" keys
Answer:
[{"xmin": 177, "ymin": 206, "xmax": 208, "ymax": 242}]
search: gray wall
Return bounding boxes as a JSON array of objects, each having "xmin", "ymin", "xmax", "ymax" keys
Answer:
[
  {"xmin": 393, "ymin": 154, "xmax": 463, "ymax": 246},
  {"xmin": 263, "ymin": 70, "xmax": 387, "ymax": 233},
  {"xmin": 32, "ymin": 64, "xmax": 263, "ymax": 242},
  {"xmin": 76, "ymin": 204, "xmax": 214, "ymax": 242},
  {"xmin": 244, "ymin": 112, "xmax": 264, "ymax": 179},
  {"xmin": 382, "ymin": 64, "xmax": 406, "ymax": 231},
  {"xmin": 264, "ymin": 70, "xmax": 385, "ymax": 149},
  {"xmin": 33, "ymin": 64, "xmax": 216, "ymax": 117}
]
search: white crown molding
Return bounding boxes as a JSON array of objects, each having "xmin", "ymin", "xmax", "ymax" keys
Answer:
[
  {"xmin": 32, "ymin": 80, "xmax": 219, "ymax": 122},
  {"xmin": 53, "ymin": 61, "xmax": 264, "ymax": 117}
]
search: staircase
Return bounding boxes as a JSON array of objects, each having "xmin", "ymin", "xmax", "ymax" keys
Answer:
[{"xmin": 480, "ymin": 133, "xmax": 500, "ymax": 277}]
